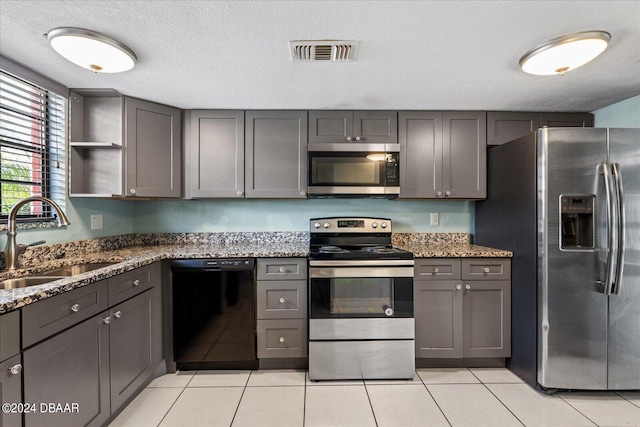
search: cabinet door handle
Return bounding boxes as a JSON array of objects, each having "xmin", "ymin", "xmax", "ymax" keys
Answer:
[
  {"xmin": 279, "ymin": 297, "xmax": 286, "ymax": 304},
  {"xmin": 445, "ymin": 190, "xmax": 451, "ymax": 197},
  {"xmin": 103, "ymin": 316, "xmax": 112, "ymax": 324},
  {"xmin": 236, "ymin": 190, "xmax": 243, "ymax": 196},
  {"xmin": 300, "ymin": 191, "xmax": 306, "ymax": 196},
  {"xmin": 355, "ymin": 136, "xmax": 362, "ymax": 141},
  {"xmin": 279, "ymin": 337, "xmax": 285, "ymax": 343},
  {"xmin": 133, "ymin": 279, "xmax": 140, "ymax": 286},
  {"xmin": 279, "ymin": 267, "xmax": 287, "ymax": 273},
  {"xmin": 433, "ymin": 267, "xmax": 439, "ymax": 274},
  {"xmin": 436, "ymin": 191, "xmax": 442, "ymax": 197},
  {"xmin": 114, "ymin": 310, "xmax": 122, "ymax": 318},
  {"xmin": 70, "ymin": 303, "xmax": 80, "ymax": 312},
  {"xmin": 8, "ymin": 364, "xmax": 22, "ymax": 375},
  {"xmin": 129, "ymin": 188, "xmax": 136, "ymax": 195},
  {"xmin": 465, "ymin": 284, "xmax": 471, "ymax": 290},
  {"xmin": 483, "ymin": 267, "xmax": 490, "ymax": 273},
  {"xmin": 346, "ymin": 136, "xmax": 352, "ymax": 141},
  {"xmin": 456, "ymin": 284, "xmax": 462, "ymax": 290}
]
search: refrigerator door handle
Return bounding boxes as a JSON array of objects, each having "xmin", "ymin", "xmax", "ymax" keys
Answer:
[
  {"xmin": 600, "ymin": 163, "xmax": 617, "ymax": 296},
  {"xmin": 611, "ymin": 163, "xmax": 625, "ymax": 295}
]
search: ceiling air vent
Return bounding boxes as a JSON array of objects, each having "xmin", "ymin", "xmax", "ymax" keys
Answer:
[{"xmin": 289, "ymin": 40, "xmax": 357, "ymax": 62}]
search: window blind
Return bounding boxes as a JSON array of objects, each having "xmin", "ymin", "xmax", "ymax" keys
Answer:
[{"xmin": 0, "ymin": 70, "xmax": 66, "ymax": 219}]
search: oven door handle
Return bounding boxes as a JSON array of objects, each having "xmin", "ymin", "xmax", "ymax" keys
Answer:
[{"xmin": 310, "ymin": 266, "xmax": 414, "ymax": 278}]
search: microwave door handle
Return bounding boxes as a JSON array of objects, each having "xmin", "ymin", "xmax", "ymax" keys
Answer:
[
  {"xmin": 611, "ymin": 163, "xmax": 625, "ymax": 295},
  {"xmin": 600, "ymin": 163, "xmax": 616, "ymax": 296}
]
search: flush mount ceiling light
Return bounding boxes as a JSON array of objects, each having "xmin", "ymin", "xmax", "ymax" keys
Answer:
[
  {"xmin": 47, "ymin": 27, "xmax": 137, "ymax": 73},
  {"xmin": 519, "ymin": 30, "xmax": 611, "ymax": 76}
]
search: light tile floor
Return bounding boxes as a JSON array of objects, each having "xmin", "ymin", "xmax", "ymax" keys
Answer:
[{"xmin": 109, "ymin": 368, "xmax": 640, "ymax": 427}]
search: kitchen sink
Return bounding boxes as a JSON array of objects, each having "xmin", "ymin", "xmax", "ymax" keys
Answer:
[
  {"xmin": 0, "ymin": 276, "xmax": 67, "ymax": 289},
  {"xmin": 0, "ymin": 262, "xmax": 117, "ymax": 290},
  {"xmin": 38, "ymin": 262, "xmax": 116, "ymax": 277}
]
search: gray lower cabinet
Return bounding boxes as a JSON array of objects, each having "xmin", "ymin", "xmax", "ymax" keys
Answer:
[
  {"xmin": 21, "ymin": 263, "xmax": 162, "ymax": 426},
  {"xmin": 185, "ymin": 110, "xmax": 245, "ymax": 198},
  {"xmin": 399, "ymin": 111, "xmax": 486, "ymax": 199},
  {"xmin": 23, "ymin": 312, "xmax": 111, "ymax": 427},
  {"xmin": 487, "ymin": 111, "xmax": 594, "ymax": 146},
  {"xmin": 0, "ymin": 312, "xmax": 22, "ymax": 427},
  {"xmin": 256, "ymin": 258, "xmax": 307, "ymax": 360},
  {"xmin": 245, "ymin": 111, "xmax": 308, "ymax": 198},
  {"xmin": 414, "ymin": 258, "xmax": 511, "ymax": 360},
  {"xmin": 125, "ymin": 97, "xmax": 182, "ymax": 198},
  {"xmin": 308, "ymin": 110, "xmax": 398, "ymax": 144}
]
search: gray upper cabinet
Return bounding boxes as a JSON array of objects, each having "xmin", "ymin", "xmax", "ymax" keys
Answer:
[
  {"xmin": 125, "ymin": 97, "xmax": 182, "ymax": 198},
  {"xmin": 245, "ymin": 110, "xmax": 308, "ymax": 198},
  {"xmin": 399, "ymin": 111, "xmax": 486, "ymax": 199},
  {"xmin": 185, "ymin": 110, "xmax": 245, "ymax": 198},
  {"xmin": 487, "ymin": 111, "xmax": 593, "ymax": 146},
  {"xmin": 539, "ymin": 112, "xmax": 593, "ymax": 128},
  {"xmin": 309, "ymin": 110, "xmax": 397, "ymax": 144},
  {"xmin": 69, "ymin": 89, "xmax": 182, "ymax": 198}
]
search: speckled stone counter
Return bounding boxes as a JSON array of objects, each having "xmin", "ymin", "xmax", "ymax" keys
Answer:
[
  {"xmin": 0, "ymin": 240, "xmax": 309, "ymax": 314},
  {"xmin": 392, "ymin": 233, "xmax": 513, "ymax": 258},
  {"xmin": 0, "ymin": 231, "xmax": 511, "ymax": 313}
]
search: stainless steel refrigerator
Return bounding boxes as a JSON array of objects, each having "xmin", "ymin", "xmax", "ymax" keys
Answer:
[{"xmin": 476, "ymin": 127, "xmax": 640, "ymax": 391}]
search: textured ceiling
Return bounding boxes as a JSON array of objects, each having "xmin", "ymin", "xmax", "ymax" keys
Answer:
[{"xmin": 1, "ymin": 1, "xmax": 639, "ymax": 112}]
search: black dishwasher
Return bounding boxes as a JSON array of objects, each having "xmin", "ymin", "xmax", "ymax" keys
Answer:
[{"xmin": 171, "ymin": 258, "xmax": 257, "ymax": 370}]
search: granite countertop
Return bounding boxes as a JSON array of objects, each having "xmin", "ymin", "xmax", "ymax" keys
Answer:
[
  {"xmin": 0, "ymin": 241, "xmax": 309, "ymax": 314},
  {"xmin": 396, "ymin": 242, "xmax": 513, "ymax": 258},
  {"xmin": 0, "ymin": 237, "xmax": 511, "ymax": 314}
]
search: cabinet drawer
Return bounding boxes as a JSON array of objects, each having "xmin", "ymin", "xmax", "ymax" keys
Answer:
[
  {"xmin": 108, "ymin": 264, "xmax": 155, "ymax": 306},
  {"xmin": 22, "ymin": 280, "xmax": 108, "ymax": 348},
  {"xmin": 257, "ymin": 319, "xmax": 307, "ymax": 358},
  {"xmin": 257, "ymin": 258, "xmax": 307, "ymax": 281},
  {"xmin": 0, "ymin": 310, "xmax": 20, "ymax": 362},
  {"xmin": 415, "ymin": 259, "xmax": 461, "ymax": 280},
  {"xmin": 462, "ymin": 258, "xmax": 511, "ymax": 281},
  {"xmin": 257, "ymin": 280, "xmax": 307, "ymax": 320}
]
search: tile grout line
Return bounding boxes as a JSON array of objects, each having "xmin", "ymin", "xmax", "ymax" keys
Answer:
[
  {"xmin": 467, "ymin": 368, "xmax": 526, "ymax": 427},
  {"xmin": 418, "ymin": 371, "xmax": 453, "ymax": 427},
  {"xmin": 616, "ymin": 391, "xmax": 640, "ymax": 409},
  {"xmin": 556, "ymin": 393, "xmax": 605, "ymax": 427},
  {"xmin": 302, "ymin": 371, "xmax": 307, "ymax": 427},
  {"xmin": 362, "ymin": 381, "xmax": 379, "ymax": 427},
  {"xmin": 227, "ymin": 370, "xmax": 253, "ymax": 427},
  {"xmin": 153, "ymin": 370, "xmax": 198, "ymax": 427}
]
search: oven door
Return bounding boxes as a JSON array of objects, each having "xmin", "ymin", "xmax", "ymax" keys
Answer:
[
  {"xmin": 309, "ymin": 263, "xmax": 413, "ymax": 319},
  {"xmin": 307, "ymin": 146, "xmax": 399, "ymax": 196}
]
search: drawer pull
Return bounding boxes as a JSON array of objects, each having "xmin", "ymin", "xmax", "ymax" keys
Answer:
[
  {"xmin": 114, "ymin": 310, "xmax": 122, "ymax": 318},
  {"xmin": 483, "ymin": 267, "xmax": 490, "ymax": 273},
  {"xmin": 465, "ymin": 284, "xmax": 471, "ymax": 290},
  {"xmin": 279, "ymin": 337, "xmax": 285, "ymax": 343},
  {"xmin": 279, "ymin": 267, "xmax": 287, "ymax": 273},
  {"xmin": 70, "ymin": 303, "xmax": 80, "ymax": 312},
  {"xmin": 8, "ymin": 364, "xmax": 22, "ymax": 375},
  {"xmin": 103, "ymin": 316, "xmax": 112, "ymax": 324},
  {"xmin": 433, "ymin": 267, "xmax": 439, "ymax": 274},
  {"xmin": 279, "ymin": 297, "xmax": 286, "ymax": 304},
  {"xmin": 456, "ymin": 284, "xmax": 462, "ymax": 290},
  {"xmin": 133, "ymin": 279, "xmax": 140, "ymax": 286}
]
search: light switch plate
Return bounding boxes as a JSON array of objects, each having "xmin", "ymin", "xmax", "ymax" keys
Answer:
[
  {"xmin": 90, "ymin": 214, "xmax": 103, "ymax": 230},
  {"xmin": 430, "ymin": 212, "xmax": 439, "ymax": 226}
]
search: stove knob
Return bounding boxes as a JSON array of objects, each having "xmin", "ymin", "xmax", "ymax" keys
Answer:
[
  {"xmin": 381, "ymin": 222, "xmax": 387, "ymax": 229},
  {"xmin": 323, "ymin": 223, "xmax": 330, "ymax": 229},
  {"xmin": 314, "ymin": 222, "xmax": 321, "ymax": 229},
  {"xmin": 372, "ymin": 222, "xmax": 378, "ymax": 228}
]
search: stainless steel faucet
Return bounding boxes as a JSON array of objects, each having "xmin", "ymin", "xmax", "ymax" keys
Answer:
[{"xmin": 4, "ymin": 196, "xmax": 70, "ymax": 270}]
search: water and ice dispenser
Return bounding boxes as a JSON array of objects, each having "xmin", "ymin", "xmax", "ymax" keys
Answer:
[{"xmin": 560, "ymin": 195, "xmax": 595, "ymax": 249}]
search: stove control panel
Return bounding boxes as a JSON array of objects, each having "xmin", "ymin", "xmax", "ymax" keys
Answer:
[{"xmin": 310, "ymin": 217, "xmax": 391, "ymax": 233}]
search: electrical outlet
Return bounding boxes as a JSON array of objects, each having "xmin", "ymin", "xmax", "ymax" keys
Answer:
[
  {"xmin": 90, "ymin": 214, "xmax": 103, "ymax": 230},
  {"xmin": 430, "ymin": 212, "xmax": 439, "ymax": 226}
]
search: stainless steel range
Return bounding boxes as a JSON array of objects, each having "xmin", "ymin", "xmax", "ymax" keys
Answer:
[{"xmin": 308, "ymin": 217, "xmax": 415, "ymax": 380}]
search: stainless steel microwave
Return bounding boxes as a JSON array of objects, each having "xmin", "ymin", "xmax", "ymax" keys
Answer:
[{"xmin": 307, "ymin": 143, "xmax": 400, "ymax": 197}]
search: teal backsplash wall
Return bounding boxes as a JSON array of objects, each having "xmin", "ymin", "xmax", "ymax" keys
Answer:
[
  {"xmin": 132, "ymin": 199, "xmax": 474, "ymax": 234},
  {"xmin": 594, "ymin": 94, "xmax": 640, "ymax": 128}
]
